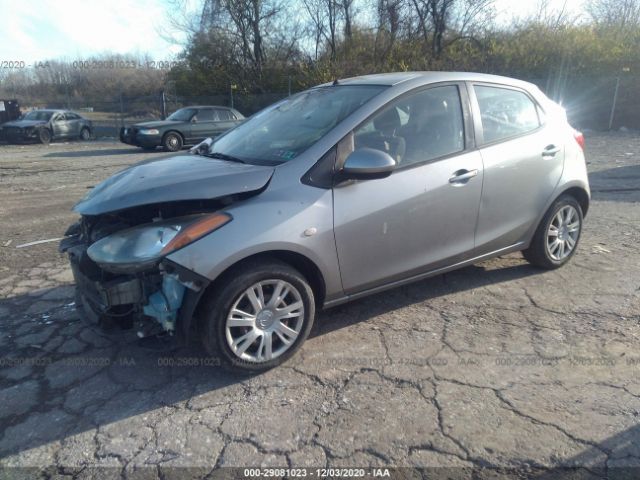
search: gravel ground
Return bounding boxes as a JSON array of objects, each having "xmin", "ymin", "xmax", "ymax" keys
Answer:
[{"xmin": 0, "ymin": 134, "xmax": 639, "ymax": 478}]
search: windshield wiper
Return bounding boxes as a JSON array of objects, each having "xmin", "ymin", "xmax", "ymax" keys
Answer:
[{"xmin": 204, "ymin": 152, "xmax": 246, "ymax": 164}]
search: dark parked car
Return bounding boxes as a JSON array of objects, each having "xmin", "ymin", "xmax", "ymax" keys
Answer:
[
  {"xmin": 0, "ymin": 109, "xmax": 93, "ymax": 144},
  {"xmin": 119, "ymin": 106, "xmax": 245, "ymax": 152},
  {"xmin": 0, "ymin": 99, "xmax": 21, "ymax": 124},
  {"xmin": 0, "ymin": 99, "xmax": 21, "ymax": 142}
]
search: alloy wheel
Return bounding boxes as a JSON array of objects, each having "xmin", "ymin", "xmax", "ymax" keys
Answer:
[
  {"xmin": 225, "ymin": 279, "xmax": 305, "ymax": 363},
  {"xmin": 546, "ymin": 205, "xmax": 580, "ymax": 261}
]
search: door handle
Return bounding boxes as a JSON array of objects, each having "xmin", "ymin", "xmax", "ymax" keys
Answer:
[
  {"xmin": 542, "ymin": 145, "xmax": 561, "ymax": 157},
  {"xmin": 449, "ymin": 169, "xmax": 478, "ymax": 184}
]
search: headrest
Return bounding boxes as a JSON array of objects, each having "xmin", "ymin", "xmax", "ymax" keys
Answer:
[
  {"xmin": 374, "ymin": 107, "xmax": 401, "ymax": 133},
  {"xmin": 410, "ymin": 97, "xmax": 451, "ymax": 129}
]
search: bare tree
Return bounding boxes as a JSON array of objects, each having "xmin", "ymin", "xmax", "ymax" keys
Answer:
[
  {"xmin": 527, "ymin": 0, "xmax": 578, "ymax": 28},
  {"xmin": 587, "ymin": 0, "xmax": 640, "ymax": 29},
  {"xmin": 410, "ymin": 0, "xmax": 433, "ymax": 46},
  {"xmin": 325, "ymin": 0, "xmax": 340, "ymax": 59},
  {"xmin": 429, "ymin": 0, "xmax": 455, "ymax": 57},
  {"xmin": 197, "ymin": 0, "xmax": 283, "ymax": 78},
  {"xmin": 340, "ymin": 0, "xmax": 355, "ymax": 39},
  {"xmin": 409, "ymin": 0, "xmax": 493, "ymax": 58},
  {"xmin": 303, "ymin": 0, "xmax": 340, "ymax": 60},
  {"xmin": 376, "ymin": 0, "xmax": 405, "ymax": 48},
  {"xmin": 161, "ymin": 0, "xmax": 206, "ymax": 44},
  {"xmin": 303, "ymin": 0, "xmax": 328, "ymax": 60}
]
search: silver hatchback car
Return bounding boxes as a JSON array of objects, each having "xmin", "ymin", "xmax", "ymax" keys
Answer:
[{"xmin": 61, "ymin": 72, "xmax": 589, "ymax": 370}]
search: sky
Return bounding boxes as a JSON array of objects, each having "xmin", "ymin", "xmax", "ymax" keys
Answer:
[
  {"xmin": 0, "ymin": 0, "xmax": 586, "ymax": 65},
  {"xmin": 493, "ymin": 0, "xmax": 586, "ymax": 24},
  {"xmin": 0, "ymin": 0, "xmax": 186, "ymax": 64}
]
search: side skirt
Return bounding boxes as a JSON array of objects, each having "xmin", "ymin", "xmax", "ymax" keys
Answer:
[{"xmin": 322, "ymin": 242, "xmax": 527, "ymax": 309}]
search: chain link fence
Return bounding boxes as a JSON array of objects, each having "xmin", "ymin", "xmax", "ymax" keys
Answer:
[
  {"xmin": 16, "ymin": 73, "xmax": 640, "ymax": 138},
  {"xmin": 526, "ymin": 74, "xmax": 639, "ymax": 131},
  {"xmin": 22, "ymin": 91, "xmax": 292, "ymax": 138}
]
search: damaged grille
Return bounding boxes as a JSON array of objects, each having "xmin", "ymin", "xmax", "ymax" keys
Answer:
[
  {"xmin": 67, "ymin": 243, "xmax": 147, "ymax": 312},
  {"xmin": 3, "ymin": 126, "xmax": 23, "ymax": 139},
  {"xmin": 63, "ymin": 204, "xmax": 214, "ymax": 335}
]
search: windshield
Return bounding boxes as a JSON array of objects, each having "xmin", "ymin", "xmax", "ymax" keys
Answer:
[
  {"xmin": 211, "ymin": 85, "xmax": 387, "ymax": 165},
  {"xmin": 23, "ymin": 111, "xmax": 53, "ymax": 121},
  {"xmin": 168, "ymin": 108, "xmax": 197, "ymax": 121}
]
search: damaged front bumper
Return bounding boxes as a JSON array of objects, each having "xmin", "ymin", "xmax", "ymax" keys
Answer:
[
  {"xmin": 2, "ymin": 126, "xmax": 39, "ymax": 143},
  {"xmin": 61, "ymin": 234, "xmax": 209, "ymax": 341}
]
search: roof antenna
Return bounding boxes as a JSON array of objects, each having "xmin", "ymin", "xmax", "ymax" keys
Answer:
[{"xmin": 332, "ymin": 78, "xmax": 340, "ymax": 86}]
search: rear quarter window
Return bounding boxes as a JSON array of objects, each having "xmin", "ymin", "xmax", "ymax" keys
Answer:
[
  {"xmin": 474, "ymin": 85, "xmax": 541, "ymax": 144},
  {"xmin": 215, "ymin": 109, "xmax": 233, "ymax": 121}
]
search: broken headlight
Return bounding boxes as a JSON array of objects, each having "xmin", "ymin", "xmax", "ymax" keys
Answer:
[{"xmin": 87, "ymin": 213, "xmax": 231, "ymax": 272}]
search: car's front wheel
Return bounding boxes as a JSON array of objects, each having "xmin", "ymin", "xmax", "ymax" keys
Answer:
[
  {"xmin": 38, "ymin": 128, "xmax": 51, "ymax": 145},
  {"xmin": 201, "ymin": 260, "xmax": 315, "ymax": 370},
  {"xmin": 162, "ymin": 132, "xmax": 183, "ymax": 152},
  {"xmin": 79, "ymin": 128, "xmax": 91, "ymax": 141},
  {"xmin": 523, "ymin": 195, "xmax": 583, "ymax": 269}
]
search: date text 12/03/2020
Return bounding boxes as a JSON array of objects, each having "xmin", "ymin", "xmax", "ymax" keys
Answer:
[{"xmin": 243, "ymin": 468, "xmax": 391, "ymax": 477}]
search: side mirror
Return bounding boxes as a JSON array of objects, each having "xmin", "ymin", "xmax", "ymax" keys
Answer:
[
  {"xmin": 191, "ymin": 117, "xmax": 198, "ymax": 123},
  {"xmin": 340, "ymin": 148, "xmax": 396, "ymax": 181},
  {"xmin": 189, "ymin": 137, "xmax": 213, "ymax": 155}
]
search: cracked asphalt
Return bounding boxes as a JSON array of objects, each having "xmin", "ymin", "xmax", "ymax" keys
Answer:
[{"xmin": 0, "ymin": 134, "xmax": 639, "ymax": 478}]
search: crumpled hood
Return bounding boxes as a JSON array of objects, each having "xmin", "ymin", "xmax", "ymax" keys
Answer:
[
  {"xmin": 1, "ymin": 119, "xmax": 47, "ymax": 128},
  {"xmin": 132, "ymin": 120, "xmax": 182, "ymax": 129},
  {"xmin": 74, "ymin": 155, "xmax": 274, "ymax": 216}
]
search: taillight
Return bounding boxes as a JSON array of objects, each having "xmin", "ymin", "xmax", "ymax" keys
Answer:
[{"xmin": 573, "ymin": 129, "xmax": 585, "ymax": 150}]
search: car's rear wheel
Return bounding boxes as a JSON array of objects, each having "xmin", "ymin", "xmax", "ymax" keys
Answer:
[
  {"xmin": 201, "ymin": 260, "xmax": 315, "ymax": 370},
  {"xmin": 38, "ymin": 128, "xmax": 51, "ymax": 145},
  {"xmin": 162, "ymin": 132, "xmax": 183, "ymax": 152},
  {"xmin": 523, "ymin": 195, "xmax": 583, "ymax": 269},
  {"xmin": 79, "ymin": 128, "xmax": 91, "ymax": 141}
]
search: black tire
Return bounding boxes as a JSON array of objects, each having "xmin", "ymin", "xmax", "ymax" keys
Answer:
[
  {"xmin": 201, "ymin": 259, "xmax": 315, "ymax": 371},
  {"xmin": 38, "ymin": 128, "xmax": 51, "ymax": 145},
  {"xmin": 162, "ymin": 132, "xmax": 183, "ymax": 152},
  {"xmin": 523, "ymin": 194, "xmax": 583, "ymax": 269},
  {"xmin": 79, "ymin": 128, "xmax": 91, "ymax": 141}
]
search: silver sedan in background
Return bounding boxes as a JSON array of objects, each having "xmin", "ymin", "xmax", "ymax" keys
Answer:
[
  {"xmin": 61, "ymin": 72, "xmax": 589, "ymax": 371},
  {"xmin": 1, "ymin": 109, "xmax": 92, "ymax": 144}
]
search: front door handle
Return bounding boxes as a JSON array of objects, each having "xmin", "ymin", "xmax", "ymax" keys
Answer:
[
  {"xmin": 542, "ymin": 145, "xmax": 561, "ymax": 158},
  {"xmin": 449, "ymin": 169, "xmax": 478, "ymax": 184}
]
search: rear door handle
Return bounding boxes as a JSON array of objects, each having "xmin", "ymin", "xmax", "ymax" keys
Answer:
[
  {"xmin": 542, "ymin": 145, "xmax": 561, "ymax": 157},
  {"xmin": 449, "ymin": 169, "xmax": 478, "ymax": 184}
]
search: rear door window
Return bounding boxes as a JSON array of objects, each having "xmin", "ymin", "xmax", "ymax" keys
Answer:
[
  {"xmin": 474, "ymin": 85, "xmax": 541, "ymax": 144},
  {"xmin": 197, "ymin": 108, "xmax": 216, "ymax": 122}
]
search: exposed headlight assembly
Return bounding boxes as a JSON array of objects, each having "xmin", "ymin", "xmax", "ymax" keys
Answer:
[
  {"xmin": 139, "ymin": 128, "xmax": 160, "ymax": 135},
  {"xmin": 87, "ymin": 213, "xmax": 231, "ymax": 272}
]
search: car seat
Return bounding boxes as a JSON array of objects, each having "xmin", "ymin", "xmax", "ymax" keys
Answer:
[
  {"xmin": 355, "ymin": 107, "xmax": 406, "ymax": 163},
  {"xmin": 401, "ymin": 95, "xmax": 463, "ymax": 163}
]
